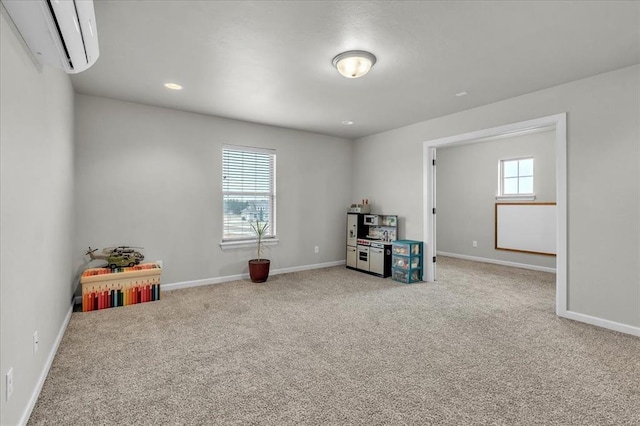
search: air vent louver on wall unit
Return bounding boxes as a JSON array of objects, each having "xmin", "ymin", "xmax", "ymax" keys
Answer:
[{"xmin": 2, "ymin": 0, "xmax": 99, "ymax": 74}]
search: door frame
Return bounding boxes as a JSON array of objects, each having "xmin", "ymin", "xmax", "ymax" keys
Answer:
[{"xmin": 422, "ymin": 113, "xmax": 567, "ymax": 316}]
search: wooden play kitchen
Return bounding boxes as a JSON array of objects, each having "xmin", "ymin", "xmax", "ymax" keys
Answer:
[
  {"xmin": 346, "ymin": 204, "xmax": 424, "ymax": 283},
  {"xmin": 346, "ymin": 209, "xmax": 397, "ymax": 278},
  {"xmin": 80, "ymin": 263, "xmax": 162, "ymax": 312}
]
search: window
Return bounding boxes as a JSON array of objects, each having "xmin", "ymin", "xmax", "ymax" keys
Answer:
[
  {"xmin": 222, "ymin": 145, "xmax": 276, "ymax": 242},
  {"xmin": 500, "ymin": 157, "xmax": 533, "ymax": 195}
]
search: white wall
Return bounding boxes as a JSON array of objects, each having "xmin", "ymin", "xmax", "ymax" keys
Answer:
[
  {"xmin": 74, "ymin": 95, "xmax": 353, "ymax": 285},
  {"xmin": 353, "ymin": 65, "xmax": 640, "ymax": 329},
  {"xmin": 0, "ymin": 12, "xmax": 76, "ymax": 425},
  {"xmin": 436, "ymin": 130, "xmax": 556, "ymax": 268}
]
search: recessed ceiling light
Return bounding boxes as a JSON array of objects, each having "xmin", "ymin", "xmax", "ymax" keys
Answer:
[
  {"xmin": 341, "ymin": 120, "xmax": 354, "ymax": 125},
  {"xmin": 455, "ymin": 91, "xmax": 469, "ymax": 97},
  {"xmin": 164, "ymin": 83, "xmax": 183, "ymax": 90}
]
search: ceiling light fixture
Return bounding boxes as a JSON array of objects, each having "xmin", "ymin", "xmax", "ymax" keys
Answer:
[
  {"xmin": 332, "ymin": 50, "xmax": 377, "ymax": 79},
  {"xmin": 164, "ymin": 83, "xmax": 183, "ymax": 90}
]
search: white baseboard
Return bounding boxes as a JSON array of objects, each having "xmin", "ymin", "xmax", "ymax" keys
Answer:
[
  {"xmin": 438, "ymin": 251, "xmax": 639, "ymax": 337},
  {"xmin": 436, "ymin": 251, "xmax": 556, "ymax": 273},
  {"xmin": 30, "ymin": 258, "xmax": 638, "ymax": 426},
  {"xmin": 560, "ymin": 310, "xmax": 640, "ymax": 337},
  {"xmin": 162, "ymin": 260, "xmax": 346, "ymax": 292},
  {"xmin": 73, "ymin": 260, "xmax": 347, "ymax": 304},
  {"xmin": 19, "ymin": 303, "xmax": 73, "ymax": 426}
]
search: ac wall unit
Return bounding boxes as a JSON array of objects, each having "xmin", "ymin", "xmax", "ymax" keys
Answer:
[{"xmin": 2, "ymin": 0, "xmax": 99, "ymax": 74}]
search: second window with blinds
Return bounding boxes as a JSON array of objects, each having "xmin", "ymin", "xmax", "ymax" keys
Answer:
[{"xmin": 222, "ymin": 145, "xmax": 276, "ymax": 242}]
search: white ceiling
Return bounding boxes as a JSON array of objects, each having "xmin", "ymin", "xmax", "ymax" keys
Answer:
[{"xmin": 70, "ymin": 1, "xmax": 640, "ymax": 139}]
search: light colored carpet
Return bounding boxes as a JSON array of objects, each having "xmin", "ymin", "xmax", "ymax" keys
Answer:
[{"xmin": 28, "ymin": 257, "xmax": 639, "ymax": 425}]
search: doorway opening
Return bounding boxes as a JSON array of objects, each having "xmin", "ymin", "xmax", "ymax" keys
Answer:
[{"xmin": 422, "ymin": 113, "xmax": 567, "ymax": 316}]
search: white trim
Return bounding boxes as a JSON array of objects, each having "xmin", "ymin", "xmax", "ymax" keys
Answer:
[
  {"xmin": 436, "ymin": 251, "xmax": 556, "ymax": 273},
  {"xmin": 437, "ymin": 251, "xmax": 638, "ymax": 337},
  {"xmin": 18, "ymin": 303, "xmax": 73, "ymax": 426},
  {"xmin": 73, "ymin": 260, "xmax": 346, "ymax": 302},
  {"xmin": 219, "ymin": 238, "xmax": 279, "ymax": 250},
  {"xmin": 163, "ymin": 275, "xmax": 246, "ymax": 291},
  {"xmin": 424, "ymin": 146, "xmax": 437, "ymax": 281},
  {"xmin": 222, "ymin": 144, "xmax": 275, "ymax": 155},
  {"xmin": 423, "ymin": 113, "xmax": 567, "ymax": 318},
  {"xmin": 264, "ymin": 260, "xmax": 345, "ymax": 275},
  {"xmin": 162, "ymin": 260, "xmax": 346, "ymax": 292},
  {"xmin": 562, "ymin": 311, "xmax": 640, "ymax": 337},
  {"xmin": 495, "ymin": 195, "xmax": 536, "ymax": 201},
  {"xmin": 554, "ymin": 115, "xmax": 567, "ymax": 316}
]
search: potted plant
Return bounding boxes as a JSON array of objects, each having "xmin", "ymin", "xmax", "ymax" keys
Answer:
[{"xmin": 248, "ymin": 220, "xmax": 270, "ymax": 283}]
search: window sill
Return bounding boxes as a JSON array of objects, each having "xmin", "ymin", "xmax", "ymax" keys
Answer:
[
  {"xmin": 219, "ymin": 238, "xmax": 280, "ymax": 250},
  {"xmin": 495, "ymin": 195, "xmax": 536, "ymax": 201}
]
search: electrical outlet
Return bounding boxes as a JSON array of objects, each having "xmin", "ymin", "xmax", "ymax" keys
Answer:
[
  {"xmin": 6, "ymin": 368, "xmax": 13, "ymax": 401},
  {"xmin": 314, "ymin": 246, "xmax": 319, "ymax": 254},
  {"xmin": 33, "ymin": 331, "xmax": 39, "ymax": 354},
  {"xmin": 472, "ymin": 241, "xmax": 478, "ymax": 248},
  {"xmin": 157, "ymin": 260, "xmax": 163, "ymax": 268}
]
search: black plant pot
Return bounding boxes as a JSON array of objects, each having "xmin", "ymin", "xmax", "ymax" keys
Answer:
[{"xmin": 248, "ymin": 259, "xmax": 270, "ymax": 283}]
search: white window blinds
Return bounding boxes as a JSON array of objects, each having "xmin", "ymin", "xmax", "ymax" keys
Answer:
[{"xmin": 222, "ymin": 145, "xmax": 276, "ymax": 241}]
